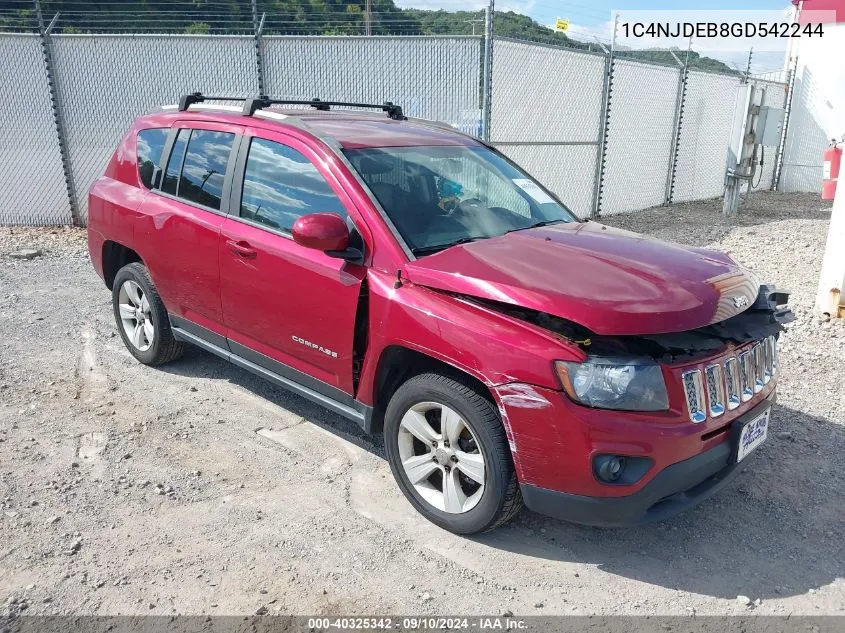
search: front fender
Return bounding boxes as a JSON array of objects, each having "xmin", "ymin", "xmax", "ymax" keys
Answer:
[{"xmin": 357, "ymin": 269, "xmax": 584, "ymax": 404}]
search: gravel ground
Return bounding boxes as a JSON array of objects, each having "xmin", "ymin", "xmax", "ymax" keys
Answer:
[{"xmin": 0, "ymin": 192, "xmax": 843, "ymax": 618}]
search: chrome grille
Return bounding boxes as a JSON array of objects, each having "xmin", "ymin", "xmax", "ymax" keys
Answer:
[
  {"xmin": 764, "ymin": 336, "xmax": 776, "ymax": 382},
  {"xmin": 682, "ymin": 369, "xmax": 707, "ymax": 423},
  {"xmin": 682, "ymin": 335, "xmax": 777, "ymax": 423},
  {"xmin": 752, "ymin": 343, "xmax": 765, "ymax": 392},
  {"xmin": 704, "ymin": 364, "xmax": 726, "ymax": 417},
  {"xmin": 724, "ymin": 357, "xmax": 741, "ymax": 410}
]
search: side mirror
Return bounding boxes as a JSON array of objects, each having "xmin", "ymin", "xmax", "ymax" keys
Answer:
[{"xmin": 292, "ymin": 213, "xmax": 356, "ymax": 257}]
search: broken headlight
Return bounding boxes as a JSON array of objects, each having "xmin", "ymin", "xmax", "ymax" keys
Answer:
[{"xmin": 555, "ymin": 359, "xmax": 669, "ymax": 412}]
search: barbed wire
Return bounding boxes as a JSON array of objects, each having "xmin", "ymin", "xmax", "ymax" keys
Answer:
[{"xmin": 0, "ymin": 0, "xmax": 765, "ymax": 76}]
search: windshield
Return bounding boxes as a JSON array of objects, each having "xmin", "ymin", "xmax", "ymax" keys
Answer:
[{"xmin": 344, "ymin": 145, "xmax": 577, "ymax": 256}]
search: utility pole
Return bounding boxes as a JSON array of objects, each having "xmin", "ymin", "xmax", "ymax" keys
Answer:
[
  {"xmin": 465, "ymin": 18, "xmax": 484, "ymax": 36},
  {"xmin": 723, "ymin": 84, "xmax": 764, "ymax": 216},
  {"xmin": 364, "ymin": 0, "xmax": 372, "ymax": 36}
]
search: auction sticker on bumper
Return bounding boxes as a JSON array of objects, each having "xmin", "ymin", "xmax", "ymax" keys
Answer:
[{"xmin": 737, "ymin": 409, "xmax": 770, "ymax": 462}]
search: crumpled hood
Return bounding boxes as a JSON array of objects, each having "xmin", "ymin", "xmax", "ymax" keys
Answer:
[{"xmin": 404, "ymin": 222, "xmax": 759, "ymax": 336}]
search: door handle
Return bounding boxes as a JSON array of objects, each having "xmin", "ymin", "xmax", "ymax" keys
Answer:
[{"xmin": 226, "ymin": 239, "xmax": 257, "ymax": 259}]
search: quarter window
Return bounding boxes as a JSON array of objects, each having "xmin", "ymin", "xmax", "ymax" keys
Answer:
[
  {"xmin": 240, "ymin": 138, "xmax": 347, "ymax": 232},
  {"xmin": 137, "ymin": 128, "xmax": 168, "ymax": 189}
]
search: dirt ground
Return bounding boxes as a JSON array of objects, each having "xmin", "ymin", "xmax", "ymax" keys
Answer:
[{"xmin": 0, "ymin": 192, "xmax": 843, "ymax": 618}]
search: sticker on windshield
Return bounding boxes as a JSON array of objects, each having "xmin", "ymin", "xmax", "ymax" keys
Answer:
[{"xmin": 512, "ymin": 179, "xmax": 555, "ymax": 204}]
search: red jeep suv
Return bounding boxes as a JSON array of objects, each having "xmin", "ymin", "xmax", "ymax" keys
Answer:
[{"xmin": 88, "ymin": 94, "xmax": 792, "ymax": 534}]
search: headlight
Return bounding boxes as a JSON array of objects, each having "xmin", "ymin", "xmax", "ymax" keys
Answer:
[{"xmin": 555, "ymin": 359, "xmax": 669, "ymax": 412}]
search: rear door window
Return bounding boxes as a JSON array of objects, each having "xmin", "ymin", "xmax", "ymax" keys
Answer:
[
  {"xmin": 177, "ymin": 130, "xmax": 236, "ymax": 211},
  {"xmin": 161, "ymin": 129, "xmax": 189, "ymax": 196},
  {"xmin": 137, "ymin": 128, "xmax": 168, "ymax": 189}
]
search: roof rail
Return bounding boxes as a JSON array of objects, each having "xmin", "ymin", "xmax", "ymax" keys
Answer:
[{"xmin": 177, "ymin": 92, "xmax": 406, "ymax": 121}]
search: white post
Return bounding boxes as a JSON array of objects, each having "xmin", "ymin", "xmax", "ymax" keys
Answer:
[{"xmin": 815, "ymin": 185, "xmax": 845, "ymax": 318}]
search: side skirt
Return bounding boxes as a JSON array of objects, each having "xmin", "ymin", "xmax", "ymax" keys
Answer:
[{"xmin": 170, "ymin": 318, "xmax": 373, "ymax": 431}]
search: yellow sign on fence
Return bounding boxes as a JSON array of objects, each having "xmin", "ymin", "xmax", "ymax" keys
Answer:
[{"xmin": 555, "ymin": 17, "xmax": 569, "ymax": 33}]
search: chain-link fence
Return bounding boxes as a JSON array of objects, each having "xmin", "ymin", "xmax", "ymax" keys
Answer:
[
  {"xmin": 601, "ymin": 59, "xmax": 681, "ymax": 215},
  {"xmin": 264, "ymin": 36, "xmax": 481, "ymax": 129},
  {"xmin": 51, "ymin": 34, "xmax": 259, "ymax": 224},
  {"xmin": 0, "ymin": 34, "xmax": 70, "ymax": 225},
  {"xmin": 490, "ymin": 39, "xmax": 605, "ymax": 219},
  {"xmin": 673, "ymin": 71, "xmax": 743, "ymax": 203},
  {"xmin": 0, "ymin": 20, "xmax": 789, "ymax": 226}
]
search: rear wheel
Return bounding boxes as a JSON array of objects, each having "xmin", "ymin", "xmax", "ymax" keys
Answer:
[
  {"xmin": 112, "ymin": 262, "xmax": 185, "ymax": 366},
  {"xmin": 384, "ymin": 373, "xmax": 522, "ymax": 534}
]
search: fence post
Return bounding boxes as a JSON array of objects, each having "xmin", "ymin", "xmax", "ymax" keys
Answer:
[
  {"xmin": 481, "ymin": 2, "xmax": 494, "ymax": 142},
  {"xmin": 591, "ymin": 14, "xmax": 617, "ymax": 219},
  {"xmin": 35, "ymin": 0, "xmax": 79, "ymax": 226},
  {"xmin": 251, "ymin": 0, "xmax": 266, "ymax": 95},
  {"xmin": 773, "ymin": 56, "xmax": 798, "ymax": 191},
  {"xmin": 665, "ymin": 50, "xmax": 689, "ymax": 205}
]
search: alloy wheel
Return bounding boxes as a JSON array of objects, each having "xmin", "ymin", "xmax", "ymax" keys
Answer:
[
  {"xmin": 397, "ymin": 401, "xmax": 486, "ymax": 514},
  {"xmin": 118, "ymin": 280, "xmax": 154, "ymax": 352}
]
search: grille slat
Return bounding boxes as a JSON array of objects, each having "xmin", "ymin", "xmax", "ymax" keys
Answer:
[
  {"xmin": 764, "ymin": 335, "xmax": 776, "ymax": 383},
  {"xmin": 738, "ymin": 350, "xmax": 755, "ymax": 402},
  {"xmin": 752, "ymin": 343, "xmax": 765, "ymax": 393},
  {"xmin": 682, "ymin": 335, "xmax": 777, "ymax": 422},
  {"xmin": 704, "ymin": 363, "xmax": 726, "ymax": 417},
  {"xmin": 724, "ymin": 357, "xmax": 741, "ymax": 410},
  {"xmin": 681, "ymin": 369, "xmax": 707, "ymax": 423}
]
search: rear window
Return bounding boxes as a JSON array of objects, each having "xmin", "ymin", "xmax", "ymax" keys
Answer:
[{"xmin": 136, "ymin": 128, "xmax": 168, "ymax": 189}]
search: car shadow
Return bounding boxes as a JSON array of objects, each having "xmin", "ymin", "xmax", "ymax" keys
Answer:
[
  {"xmin": 159, "ymin": 346, "xmax": 842, "ymax": 600},
  {"xmin": 158, "ymin": 345, "xmax": 386, "ymax": 456},
  {"xmin": 476, "ymin": 402, "xmax": 845, "ymax": 600}
]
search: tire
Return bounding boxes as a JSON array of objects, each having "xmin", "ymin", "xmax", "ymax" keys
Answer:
[
  {"xmin": 112, "ymin": 262, "xmax": 185, "ymax": 366},
  {"xmin": 384, "ymin": 373, "xmax": 522, "ymax": 534}
]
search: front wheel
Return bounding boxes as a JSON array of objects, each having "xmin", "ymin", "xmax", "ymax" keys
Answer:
[{"xmin": 384, "ymin": 373, "xmax": 522, "ymax": 534}]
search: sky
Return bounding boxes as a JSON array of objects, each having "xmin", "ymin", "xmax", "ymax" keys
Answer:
[{"xmin": 392, "ymin": 0, "xmax": 794, "ymax": 74}]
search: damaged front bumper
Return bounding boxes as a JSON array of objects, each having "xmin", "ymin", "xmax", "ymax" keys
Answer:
[
  {"xmin": 520, "ymin": 399, "xmax": 773, "ymax": 526},
  {"xmin": 494, "ymin": 373, "xmax": 777, "ymax": 527}
]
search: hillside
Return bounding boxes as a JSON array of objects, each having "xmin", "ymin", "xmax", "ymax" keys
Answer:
[{"xmin": 0, "ymin": 0, "xmax": 737, "ymax": 74}]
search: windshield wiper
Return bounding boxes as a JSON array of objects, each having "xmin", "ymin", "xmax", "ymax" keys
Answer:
[
  {"xmin": 505, "ymin": 219, "xmax": 565, "ymax": 235},
  {"xmin": 411, "ymin": 236, "xmax": 485, "ymax": 256}
]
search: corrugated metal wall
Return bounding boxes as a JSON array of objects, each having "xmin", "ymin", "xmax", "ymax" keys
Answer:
[{"xmin": 779, "ymin": 24, "xmax": 845, "ymax": 193}]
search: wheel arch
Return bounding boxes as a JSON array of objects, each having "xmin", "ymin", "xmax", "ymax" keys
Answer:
[
  {"xmin": 368, "ymin": 344, "xmax": 495, "ymax": 434},
  {"xmin": 102, "ymin": 240, "xmax": 143, "ymax": 290}
]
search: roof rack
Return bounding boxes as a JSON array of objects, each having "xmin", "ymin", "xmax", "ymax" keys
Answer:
[{"xmin": 177, "ymin": 92, "xmax": 406, "ymax": 121}]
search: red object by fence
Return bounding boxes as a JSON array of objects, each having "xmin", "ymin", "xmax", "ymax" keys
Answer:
[{"xmin": 822, "ymin": 142, "xmax": 841, "ymax": 201}]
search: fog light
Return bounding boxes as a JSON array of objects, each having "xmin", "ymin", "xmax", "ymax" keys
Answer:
[
  {"xmin": 592, "ymin": 454, "xmax": 653, "ymax": 486},
  {"xmin": 595, "ymin": 455, "xmax": 626, "ymax": 483}
]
